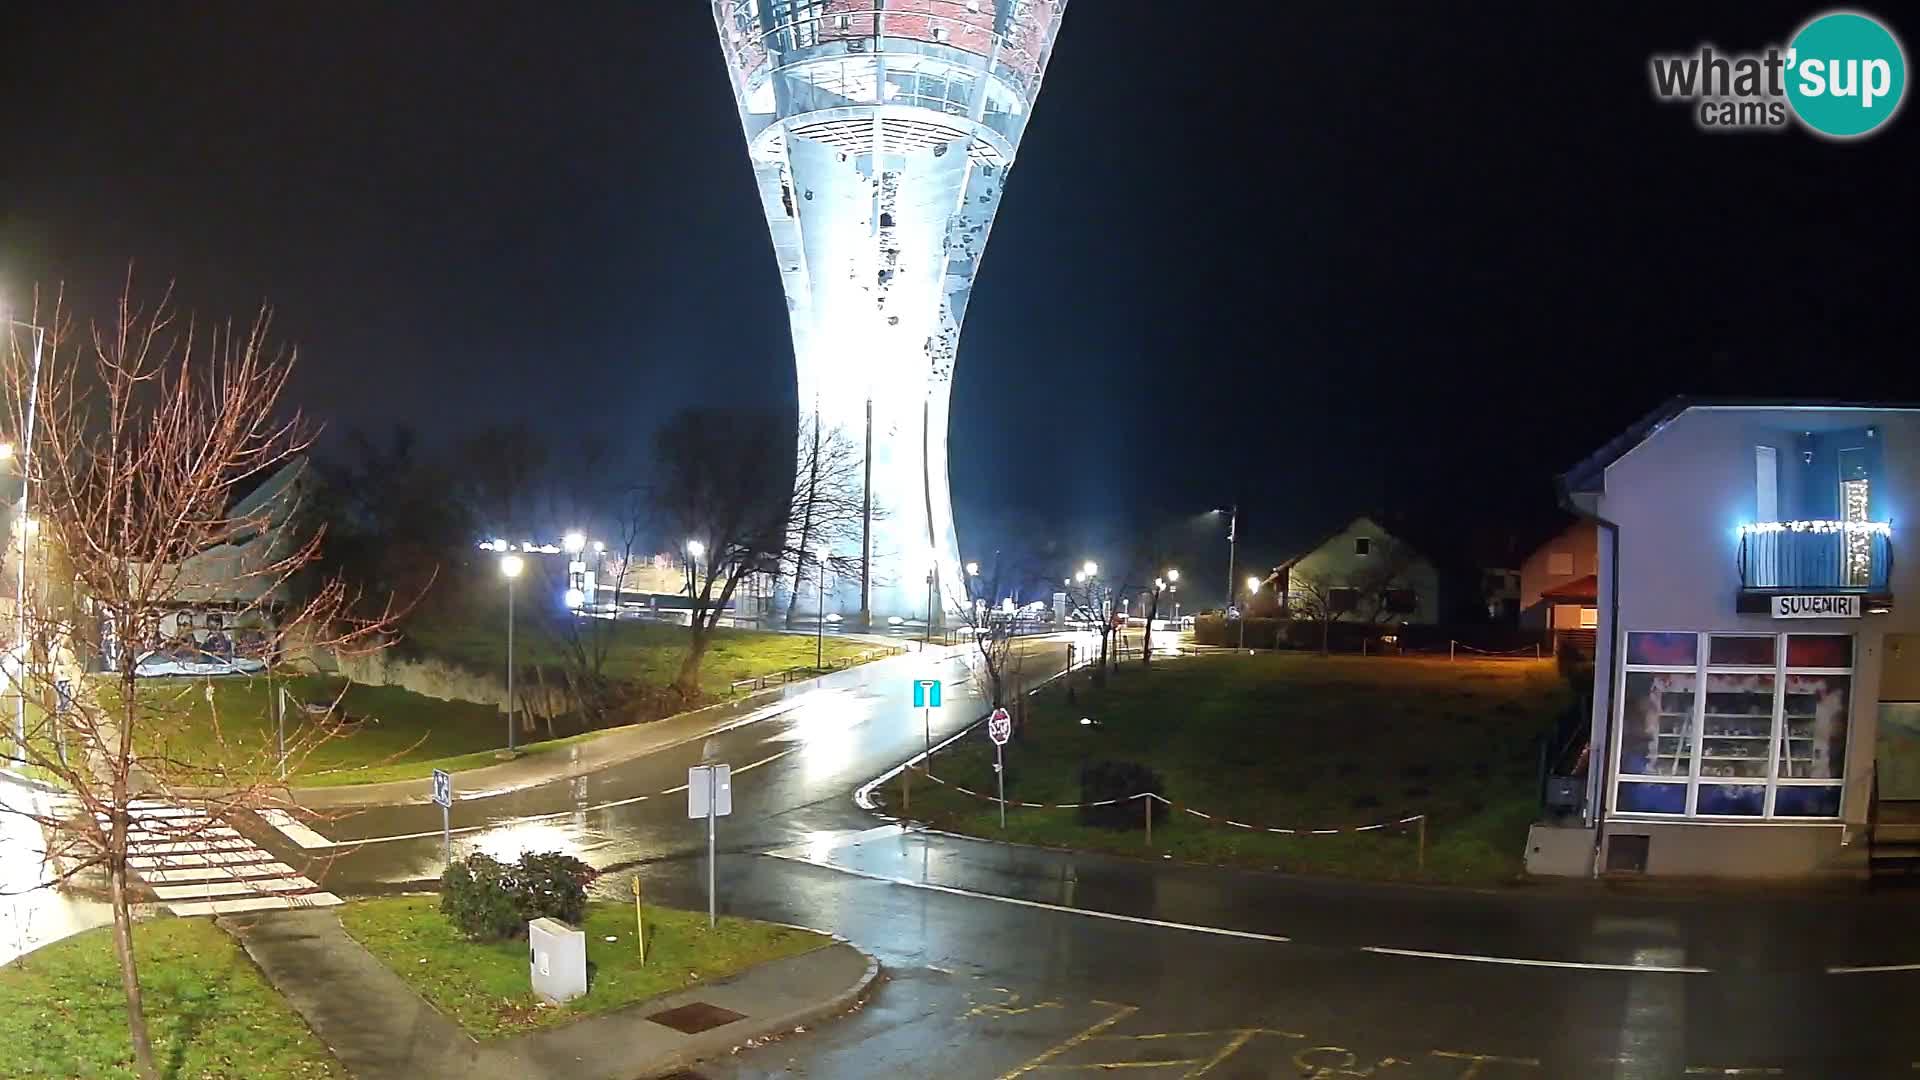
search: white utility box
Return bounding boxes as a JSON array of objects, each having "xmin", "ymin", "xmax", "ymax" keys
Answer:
[{"xmin": 528, "ymin": 917, "xmax": 587, "ymax": 1004}]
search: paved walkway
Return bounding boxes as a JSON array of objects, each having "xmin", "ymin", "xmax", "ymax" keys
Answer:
[{"xmin": 222, "ymin": 908, "xmax": 878, "ymax": 1080}]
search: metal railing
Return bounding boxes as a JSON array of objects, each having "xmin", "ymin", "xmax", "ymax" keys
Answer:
[
  {"xmin": 1738, "ymin": 527, "xmax": 1891, "ymax": 592},
  {"xmin": 726, "ymin": 644, "xmax": 907, "ymax": 696}
]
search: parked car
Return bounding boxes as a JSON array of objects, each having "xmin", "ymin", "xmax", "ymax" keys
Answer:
[{"xmin": 133, "ymin": 644, "xmax": 266, "ymax": 677}]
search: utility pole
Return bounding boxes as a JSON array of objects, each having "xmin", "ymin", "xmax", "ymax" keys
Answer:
[{"xmin": 1224, "ymin": 504, "xmax": 1239, "ymax": 619}]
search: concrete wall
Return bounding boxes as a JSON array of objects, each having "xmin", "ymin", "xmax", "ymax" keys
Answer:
[
  {"xmin": 1518, "ymin": 522, "xmax": 1598, "ymax": 628},
  {"xmin": 1585, "ymin": 406, "xmax": 1920, "ymax": 873},
  {"xmin": 1284, "ymin": 517, "xmax": 1441, "ymax": 625}
]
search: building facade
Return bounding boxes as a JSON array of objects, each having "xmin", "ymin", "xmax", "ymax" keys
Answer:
[
  {"xmin": 1519, "ymin": 521, "xmax": 1599, "ymax": 652},
  {"xmin": 1553, "ymin": 400, "xmax": 1920, "ymax": 877},
  {"xmin": 1275, "ymin": 516, "xmax": 1442, "ymax": 626},
  {"xmin": 709, "ymin": 2, "xmax": 1069, "ymax": 621}
]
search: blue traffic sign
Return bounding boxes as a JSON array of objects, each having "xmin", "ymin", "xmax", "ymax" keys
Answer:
[{"xmin": 912, "ymin": 679, "xmax": 942, "ymax": 709}]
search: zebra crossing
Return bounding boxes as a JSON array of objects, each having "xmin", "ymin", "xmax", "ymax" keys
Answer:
[{"xmin": 99, "ymin": 800, "xmax": 341, "ymax": 916}]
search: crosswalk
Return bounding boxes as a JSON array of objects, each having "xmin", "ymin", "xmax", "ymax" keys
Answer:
[{"xmin": 97, "ymin": 800, "xmax": 341, "ymax": 916}]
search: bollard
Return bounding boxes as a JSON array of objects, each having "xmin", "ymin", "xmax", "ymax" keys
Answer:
[
  {"xmin": 1142, "ymin": 793, "xmax": 1152, "ymax": 847},
  {"xmin": 1449, "ymin": 640, "xmax": 1456, "ymax": 662},
  {"xmin": 1416, "ymin": 816, "xmax": 1427, "ymax": 872}
]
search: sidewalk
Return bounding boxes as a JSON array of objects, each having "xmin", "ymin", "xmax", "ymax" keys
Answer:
[
  {"xmin": 221, "ymin": 907, "xmax": 879, "ymax": 1080},
  {"xmin": 292, "ymin": 643, "xmax": 968, "ymax": 810}
]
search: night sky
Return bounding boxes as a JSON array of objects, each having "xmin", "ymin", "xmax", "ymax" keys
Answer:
[{"xmin": 4, "ymin": 2, "xmax": 1917, "ymax": 593}]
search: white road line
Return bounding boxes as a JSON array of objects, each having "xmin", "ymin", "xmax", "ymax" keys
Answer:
[
  {"xmin": 150, "ymin": 876, "xmax": 320, "ymax": 900},
  {"xmin": 143, "ymin": 862, "xmax": 298, "ymax": 884},
  {"xmin": 1361, "ymin": 946, "xmax": 1709, "ymax": 974},
  {"xmin": 166, "ymin": 892, "xmax": 342, "ymax": 917},
  {"xmin": 258, "ymin": 809, "xmax": 335, "ymax": 850},
  {"xmin": 761, "ymin": 851, "xmax": 1291, "ymax": 944},
  {"xmin": 734, "ymin": 747, "xmax": 798, "ymax": 775},
  {"xmin": 1826, "ymin": 962, "xmax": 1920, "ymax": 975}
]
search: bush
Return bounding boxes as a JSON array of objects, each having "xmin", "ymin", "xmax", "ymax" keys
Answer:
[
  {"xmin": 440, "ymin": 850, "xmax": 599, "ymax": 942},
  {"xmin": 1077, "ymin": 760, "xmax": 1166, "ymax": 830}
]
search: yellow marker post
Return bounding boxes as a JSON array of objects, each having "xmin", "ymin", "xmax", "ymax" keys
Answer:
[{"xmin": 632, "ymin": 877, "xmax": 646, "ymax": 965}]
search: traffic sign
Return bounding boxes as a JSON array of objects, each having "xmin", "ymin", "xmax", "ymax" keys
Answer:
[
  {"xmin": 431, "ymin": 769, "xmax": 453, "ymax": 809},
  {"xmin": 987, "ymin": 707, "xmax": 1012, "ymax": 746},
  {"xmin": 688, "ymin": 763, "xmax": 733, "ymax": 819},
  {"xmin": 912, "ymin": 678, "xmax": 943, "ymax": 708}
]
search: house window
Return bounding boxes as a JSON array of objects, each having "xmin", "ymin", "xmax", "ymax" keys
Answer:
[
  {"xmin": 1613, "ymin": 631, "xmax": 1849, "ymax": 820},
  {"xmin": 1579, "ymin": 606, "xmax": 1598, "ymax": 629},
  {"xmin": 1755, "ymin": 445, "xmax": 1778, "ymax": 522},
  {"xmin": 1329, "ymin": 587, "xmax": 1358, "ymax": 613},
  {"xmin": 1548, "ymin": 551, "xmax": 1573, "ymax": 576},
  {"xmin": 1384, "ymin": 589, "xmax": 1417, "ymax": 615},
  {"xmin": 1354, "ymin": 537, "xmax": 1371, "ymax": 557}
]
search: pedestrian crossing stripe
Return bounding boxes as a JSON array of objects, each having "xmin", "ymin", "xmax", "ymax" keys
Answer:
[{"xmin": 97, "ymin": 802, "xmax": 342, "ymax": 916}]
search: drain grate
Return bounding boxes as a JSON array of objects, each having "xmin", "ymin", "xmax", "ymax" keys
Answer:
[{"xmin": 647, "ymin": 1001, "xmax": 747, "ymax": 1034}]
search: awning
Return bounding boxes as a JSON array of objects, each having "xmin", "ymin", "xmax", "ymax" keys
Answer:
[{"xmin": 1540, "ymin": 574, "xmax": 1598, "ymax": 603}]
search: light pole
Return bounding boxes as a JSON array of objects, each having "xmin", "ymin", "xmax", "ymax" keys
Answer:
[
  {"xmin": 685, "ymin": 539, "xmax": 704, "ymax": 600},
  {"xmin": 815, "ymin": 550, "xmax": 827, "ymax": 670},
  {"xmin": 1212, "ymin": 505, "xmax": 1239, "ymax": 619},
  {"xmin": 1242, "ymin": 575, "xmax": 1261, "ymax": 650},
  {"xmin": 500, "ymin": 554, "xmax": 524, "ymax": 751},
  {"xmin": 4, "ymin": 315, "xmax": 45, "ymax": 756}
]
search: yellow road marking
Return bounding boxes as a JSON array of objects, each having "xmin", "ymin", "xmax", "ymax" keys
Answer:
[
  {"xmin": 1032, "ymin": 1062, "xmax": 1202, "ymax": 1071},
  {"xmin": 1185, "ymin": 1029, "xmax": 1264, "ymax": 1077},
  {"xmin": 1432, "ymin": 1050, "xmax": 1541, "ymax": 1078},
  {"xmin": 997, "ymin": 1001, "xmax": 1140, "ymax": 1079}
]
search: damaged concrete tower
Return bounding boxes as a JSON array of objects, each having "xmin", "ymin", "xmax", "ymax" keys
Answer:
[{"xmin": 711, "ymin": 1, "xmax": 1069, "ymax": 624}]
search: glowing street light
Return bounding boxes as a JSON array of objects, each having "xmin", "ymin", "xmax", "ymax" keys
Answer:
[
  {"xmin": 1167, "ymin": 568, "xmax": 1179, "ymax": 583},
  {"xmin": 686, "ymin": 539, "xmax": 704, "ymax": 559},
  {"xmin": 0, "ymin": 443, "xmax": 11, "ymax": 459},
  {"xmin": 965, "ymin": 561, "xmax": 980, "ymax": 577},
  {"xmin": 1247, "ymin": 575, "xmax": 1262, "ymax": 592},
  {"xmin": 563, "ymin": 531, "xmax": 585, "ymax": 554},
  {"xmin": 1082, "ymin": 560, "xmax": 1098, "ymax": 577},
  {"xmin": 500, "ymin": 554, "xmax": 524, "ymax": 751}
]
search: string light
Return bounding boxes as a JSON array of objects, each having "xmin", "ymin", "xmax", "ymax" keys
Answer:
[{"xmin": 1738, "ymin": 520, "xmax": 1890, "ymax": 536}]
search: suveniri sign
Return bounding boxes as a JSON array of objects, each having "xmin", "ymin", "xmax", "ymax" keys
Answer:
[{"xmin": 1772, "ymin": 594, "xmax": 1862, "ymax": 619}]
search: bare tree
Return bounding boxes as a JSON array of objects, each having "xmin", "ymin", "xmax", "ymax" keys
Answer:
[
  {"xmin": 0, "ymin": 282, "xmax": 395, "ymax": 1079},
  {"xmin": 652, "ymin": 407, "xmax": 865, "ymax": 698},
  {"xmin": 782, "ymin": 414, "xmax": 868, "ymax": 630},
  {"xmin": 1282, "ymin": 568, "xmax": 1350, "ymax": 654},
  {"xmin": 945, "ymin": 552, "xmax": 1024, "ymax": 709},
  {"xmin": 1062, "ymin": 567, "xmax": 1124, "ymax": 687},
  {"xmin": 1346, "ymin": 535, "xmax": 1422, "ymax": 625}
]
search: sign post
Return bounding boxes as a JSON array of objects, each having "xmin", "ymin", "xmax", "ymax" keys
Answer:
[
  {"xmin": 431, "ymin": 768, "xmax": 453, "ymax": 866},
  {"xmin": 688, "ymin": 763, "xmax": 732, "ymax": 928},
  {"xmin": 632, "ymin": 877, "xmax": 646, "ymax": 965},
  {"xmin": 276, "ymin": 686, "xmax": 289, "ymax": 781},
  {"xmin": 913, "ymin": 678, "xmax": 942, "ymax": 777},
  {"xmin": 988, "ymin": 707, "xmax": 1012, "ymax": 829}
]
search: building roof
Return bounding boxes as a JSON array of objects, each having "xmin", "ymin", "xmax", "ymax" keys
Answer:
[
  {"xmin": 1539, "ymin": 574, "xmax": 1598, "ymax": 603},
  {"xmin": 1561, "ymin": 396, "xmax": 1920, "ymax": 495}
]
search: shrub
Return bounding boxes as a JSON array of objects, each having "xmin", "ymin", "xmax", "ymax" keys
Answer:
[
  {"xmin": 440, "ymin": 850, "xmax": 599, "ymax": 941},
  {"xmin": 1077, "ymin": 760, "xmax": 1166, "ymax": 830}
]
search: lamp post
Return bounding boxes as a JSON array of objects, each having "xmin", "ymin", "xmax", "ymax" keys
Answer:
[
  {"xmin": 1213, "ymin": 505, "xmax": 1238, "ymax": 619},
  {"xmin": 1242, "ymin": 574, "xmax": 1261, "ymax": 651},
  {"xmin": 685, "ymin": 539, "xmax": 704, "ymax": 599},
  {"xmin": 815, "ymin": 550, "xmax": 827, "ymax": 670},
  {"xmin": 500, "ymin": 554, "xmax": 524, "ymax": 751},
  {"xmin": 4, "ymin": 315, "xmax": 45, "ymax": 756}
]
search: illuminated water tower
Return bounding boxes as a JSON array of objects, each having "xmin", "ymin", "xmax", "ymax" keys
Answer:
[{"xmin": 711, "ymin": 1, "xmax": 1069, "ymax": 625}]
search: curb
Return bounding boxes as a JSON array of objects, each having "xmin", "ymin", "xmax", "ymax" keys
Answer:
[{"xmin": 640, "ymin": 944, "xmax": 883, "ymax": 1080}]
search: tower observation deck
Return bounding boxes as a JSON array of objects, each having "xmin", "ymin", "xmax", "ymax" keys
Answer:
[{"xmin": 711, "ymin": 1, "xmax": 1069, "ymax": 623}]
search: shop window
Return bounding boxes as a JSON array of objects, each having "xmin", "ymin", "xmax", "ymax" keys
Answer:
[
  {"xmin": 1614, "ymin": 631, "xmax": 1851, "ymax": 821},
  {"xmin": 1709, "ymin": 634, "xmax": 1776, "ymax": 667},
  {"xmin": 1786, "ymin": 634, "xmax": 1853, "ymax": 669},
  {"xmin": 1626, "ymin": 631, "xmax": 1697, "ymax": 666}
]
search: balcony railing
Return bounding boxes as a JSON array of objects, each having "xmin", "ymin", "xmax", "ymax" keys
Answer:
[{"xmin": 1738, "ymin": 521, "xmax": 1893, "ymax": 593}]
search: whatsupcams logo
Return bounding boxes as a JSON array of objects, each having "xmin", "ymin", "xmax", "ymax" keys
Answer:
[{"xmin": 1650, "ymin": 10, "xmax": 1906, "ymax": 138}]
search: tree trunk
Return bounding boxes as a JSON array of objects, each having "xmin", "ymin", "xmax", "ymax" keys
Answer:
[
  {"xmin": 109, "ymin": 851, "xmax": 158, "ymax": 1080},
  {"xmin": 675, "ymin": 626, "xmax": 711, "ymax": 699},
  {"xmin": 1142, "ymin": 596, "xmax": 1156, "ymax": 669}
]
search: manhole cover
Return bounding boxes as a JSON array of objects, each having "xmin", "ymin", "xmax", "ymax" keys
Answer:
[{"xmin": 647, "ymin": 1001, "xmax": 747, "ymax": 1034}]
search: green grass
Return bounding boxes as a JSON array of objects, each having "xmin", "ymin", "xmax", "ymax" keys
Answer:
[
  {"xmin": 907, "ymin": 653, "xmax": 1569, "ymax": 886},
  {"xmin": 405, "ymin": 617, "xmax": 887, "ymax": 700},
  {"xmin": 116, "ymin": 675, "xmax": 518, "ymax": 788},
  {"xmin": 0, "ymin": 917, "xmax": 342, "ymax": 1080},
  {"xmin": 338, "ymin": 895, "xmax": 829, "ymax": 1038}
]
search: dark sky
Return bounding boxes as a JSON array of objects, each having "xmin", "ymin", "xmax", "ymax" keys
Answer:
[{"xmin": 4, "ymin": 2, "xmax": 1917, "ymax": 593}]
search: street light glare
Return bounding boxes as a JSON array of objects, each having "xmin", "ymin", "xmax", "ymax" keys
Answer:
[
  {"xmin": 1247, "ymin": 575, "xmax": 1261, "ymax": 591},
  {"xmin": 1082, "ymin": 560, "xmax": 1098, "ymax": 577},
  {"xmin": 0, "ymin": 442, "xmax": 12, "ymax": 460},
  {"xmin": 1166, "ymin": 568, "xmax": 1179, "ymax": 582},
  {"xmin": 563, "ymin": 531, "xmax": 585, "ymax": 554},
  {"xmin": 686, "ymin": 539, "xmax": 705, "ymax": 558},
  {"xmin": 1074, "ymin": 572, "xmax": 1086, "ymax": 583},
  {"xmin": 965, "ymin": 561, "xmax": 980, "ymax": 576},
  {"xmin": 500, "ymin": 554, "xmax": 525, "ymax": 579}
]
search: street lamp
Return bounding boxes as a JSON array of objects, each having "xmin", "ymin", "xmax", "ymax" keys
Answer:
[
  {"xmin": 562, "ymin": 531, "xmax": 585, "ymax": 554},
  {"xmin": 499, "ymin": 554, "xmax": 524, "ymax": 751},
  {"xmin": 815, "ymin": 549, "xmax": 828, "ymax": 670},
  {"xmin": 685, "ymin": 539, "xmax": 704, "ymax": 597},
  {"xmin": 1211, "ymin": 505, "xmax": 1238, "ymax": 618},
  {"xmin": 4, "ymin": 313, "xmax": 45, "ymax": 757}
]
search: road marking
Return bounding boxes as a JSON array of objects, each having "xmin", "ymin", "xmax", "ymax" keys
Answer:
[
  {"xmin": 259, "ymin": 809, "xmax": 334, "ymax": 850},
  {"xmin": 762, "ymin": 851, "xmax": 1291, "ymax": 944},
  {"xmin": 1187, "ymin": 1030, "xmax": 1262, "ymax": 1077},
  {"xmin": 1361, "ymin": 946, "xmax": 1709, "ymax": 974},
  {"xmin": 1433, "ymin": 1050, "xmax": 1541, "ymax": 1078},
  {"xmin": 1827, "ymin": 962, "xmax": 1920, "ymax": 974},
  {"xmin": 998, "ymin": 1001, "xmax": 1139, "ymax": 1079}
]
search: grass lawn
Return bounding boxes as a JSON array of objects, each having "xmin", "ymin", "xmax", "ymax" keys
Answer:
[
  {"xmin": 338, "ymin": 895, "xmax": 829, "ymax": 1038},
  {"xmin": 118, "ymin": 675, "xmax": 520, "ymax": 788},
  {"xmin": 906, "ymin": 653, "xmax": 1570, "ymax": 885},
  {"xmin": 405, "ymin": 617, "xmax": 889, "ymax": 700},
  {"xmin": 0, "ymin": 917, "xmax": 341, "ymax": 1080}
]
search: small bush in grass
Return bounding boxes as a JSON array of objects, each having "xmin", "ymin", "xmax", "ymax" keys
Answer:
[
  {"xmin": 1077, "ymin": 760, "xmax": 1165, "ymax": 829},
  {"xmin": 441, "ymin": 850, "xmax": 599, "ymax": 941}
]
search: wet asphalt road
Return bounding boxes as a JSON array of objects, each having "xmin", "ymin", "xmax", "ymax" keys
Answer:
[{"xmin": 264, "ymin": 638, "xmax": 1920, "ymax": 1079}]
